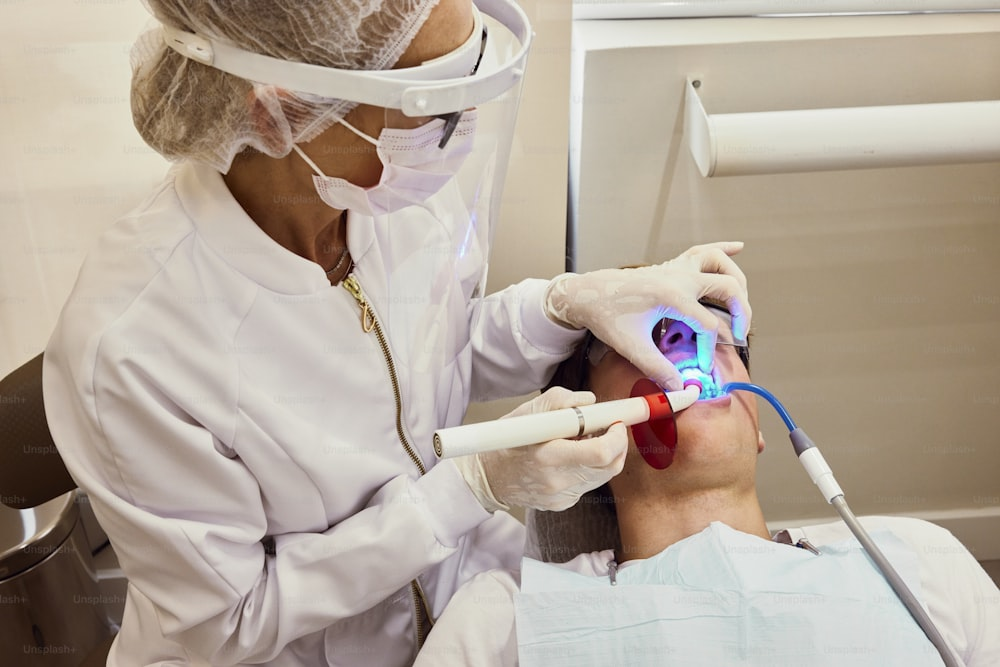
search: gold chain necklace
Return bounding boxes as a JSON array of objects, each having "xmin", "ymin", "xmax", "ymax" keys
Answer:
[
  {"xmin": 324, "ymin": 247, "xmax": 350, "ymax": 276},
  {"xmin": 324, "ymin": 210, "xmax": 350, "ymax": 280}
]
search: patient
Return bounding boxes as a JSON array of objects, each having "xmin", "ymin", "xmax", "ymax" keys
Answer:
[{"xmin": 416, "ymin": 304, "xmax": 1000, "ymax": 666}]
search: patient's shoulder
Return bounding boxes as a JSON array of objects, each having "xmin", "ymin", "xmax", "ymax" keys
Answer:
[{"xmin": 797, "ymin": 515, "xmax": 963, "ymax": 551}]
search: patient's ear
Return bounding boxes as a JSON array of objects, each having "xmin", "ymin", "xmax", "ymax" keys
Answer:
[{"xmin": 757, "ymin": 430, "xmax": 765, "ymax": 454}]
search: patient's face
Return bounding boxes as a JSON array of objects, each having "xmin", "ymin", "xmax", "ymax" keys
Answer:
[{"xmin": 587, "ymin": 314, "xmax": 763, "ymax": 496}]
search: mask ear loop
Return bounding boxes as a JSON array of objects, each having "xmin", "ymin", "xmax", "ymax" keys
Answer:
[
  {"xmin": 291, "ymin": 144, "xmax": 328, "ymax": 177},
  {"xmin": 291, "ymin": 113, "xmax": 378, "ymax": 177},
  {"xmin": 334, "ymin": 116, "xmax": 379, "ymax": 146}
]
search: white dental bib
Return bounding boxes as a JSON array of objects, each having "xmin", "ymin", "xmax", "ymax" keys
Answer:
[{"xmin": 515, "ymin": 522, "xmax": 942, "ymax": 666}]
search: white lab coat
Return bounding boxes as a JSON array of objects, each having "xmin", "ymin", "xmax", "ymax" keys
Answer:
[
  {"xmin": 415, "ymin": 517, "xmax": 1000, "ymax": 666},
  {"xmin": 43, "ymin": 161, "xmax": 584, "ymax": 666}
]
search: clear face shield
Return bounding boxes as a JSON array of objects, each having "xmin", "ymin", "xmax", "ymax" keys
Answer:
[
  {"xmin": 365, "ymin": 0, "xmax": 528, "ymax": 299},
  {"xmin": 358, "ymin": 2, "xmax": 529, "ymax": 383},
  {"xmin": 162, "ymin": 0, "xmax": 529, "ymax": 294},
  {"xmin": 163, "ymin": 0, "xmax": 530, "ymax": 389}
]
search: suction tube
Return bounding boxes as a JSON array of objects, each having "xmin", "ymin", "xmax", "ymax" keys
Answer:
[
  {"xmin": 722, "ymin": 382, "xmax": 966, "ymax": 667},
  {"xmin": 433, "ymin": 386, "xmax": 699, "ymax": 459}
]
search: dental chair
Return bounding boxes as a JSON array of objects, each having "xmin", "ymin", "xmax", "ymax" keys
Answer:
[{"xmin": 0, "ymin": 353, "xmax": 116, "ymax": 667}]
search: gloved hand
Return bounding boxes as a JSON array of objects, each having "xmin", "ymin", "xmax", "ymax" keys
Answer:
[
  {"xmin": 544, "ymin": 241, "xmax": 751, "ymax": 390},
  {"xmin": 454, "ymin": 387, "xmax": 628, "ymax": 512}
]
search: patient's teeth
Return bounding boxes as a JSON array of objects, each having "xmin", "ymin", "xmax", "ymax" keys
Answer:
[{"xmin": 679, "ymin": 368, "xmax": 720, "ymax": 399}]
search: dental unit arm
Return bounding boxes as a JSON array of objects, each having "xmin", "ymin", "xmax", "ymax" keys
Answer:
[
  {"xmin": 723, "ymin": 382, "xmax": 966, "ymax": 667},
  {"xmin": 432, "ymin": 386, "xmax": 699, "ymax": 459}
]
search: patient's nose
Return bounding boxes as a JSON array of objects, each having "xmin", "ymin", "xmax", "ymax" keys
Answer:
[{"xmin": 656, "ymin": 319, "xmax": 698, "ymax": 358}]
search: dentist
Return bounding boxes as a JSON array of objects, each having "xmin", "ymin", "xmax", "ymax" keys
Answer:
[{"xmin": 42, "ymin": 0, "xmax": 751, "ymax": 664}]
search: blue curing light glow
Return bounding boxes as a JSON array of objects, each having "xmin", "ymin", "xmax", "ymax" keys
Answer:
[{"xmin": 679, "ymin": 367, "xmax": 723, "ymax": 400}]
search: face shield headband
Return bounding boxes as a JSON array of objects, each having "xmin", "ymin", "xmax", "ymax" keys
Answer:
[{"xmin": 160, "ymin": 0, "xmax": 532, "ymax": 118}]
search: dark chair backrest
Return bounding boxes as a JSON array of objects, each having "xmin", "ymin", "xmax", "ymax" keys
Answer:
[
  {"xmin": 0, "ymin": 354, "xmax": 117, "ymax": 664},
  {"xmin": 0, "ymin": 353, "xmax": 77, "ymax": 509}
]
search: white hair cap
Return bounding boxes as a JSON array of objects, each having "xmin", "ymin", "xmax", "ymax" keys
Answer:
[{"xmin": 131, "ymin": 0, "xmax": 440, "ymax": 173}]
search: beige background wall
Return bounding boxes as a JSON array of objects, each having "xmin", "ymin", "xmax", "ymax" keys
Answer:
[{"xmin": 0, "ymin": 2, "xmax": 167, "ymax": 372}]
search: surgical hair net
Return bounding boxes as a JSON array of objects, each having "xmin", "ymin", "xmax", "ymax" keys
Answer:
[{"xmin": 131, "ymin": 0, "xmax": 441, "ymax": 173}]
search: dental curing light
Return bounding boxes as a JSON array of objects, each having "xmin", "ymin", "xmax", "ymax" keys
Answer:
[
  {"xmin": 722, "ymin": 382, "xmax": 966, "ymax": 667},
  {"xmin": 433, "ymin": 384, "xmax": 699, "ymax": 459}
]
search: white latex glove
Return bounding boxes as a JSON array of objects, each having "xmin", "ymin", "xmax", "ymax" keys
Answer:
[
  {"xmin": 454, "ymin": 387, "xmax": 628, "ymax": 512},
  {"xmin": 544, "ymin": 241, "xmax": 751, "ymax": 390}
]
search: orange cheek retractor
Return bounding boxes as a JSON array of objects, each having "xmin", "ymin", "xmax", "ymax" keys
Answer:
[{"xmin": 629, "ymin": 378, "xmax": 683, "ymax": 469}]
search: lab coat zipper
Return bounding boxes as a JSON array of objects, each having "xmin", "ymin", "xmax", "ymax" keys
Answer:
[
  {"xmin": 341, "ymin": 274, "xmax": 426, "ymax": 475},
  {"xmin": 341, "ymin": 273, "xmax": 433, "ymax": 651}
]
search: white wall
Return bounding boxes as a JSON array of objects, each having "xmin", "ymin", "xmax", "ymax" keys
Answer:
[{"xmin": 568, "ymin": 12, "xmax": 1000, "ymax": 554}]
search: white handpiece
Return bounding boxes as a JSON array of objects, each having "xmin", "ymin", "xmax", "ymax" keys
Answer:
[{"xmin": 433, "ymin": 386, "xmax": 699, "ymax": 459}]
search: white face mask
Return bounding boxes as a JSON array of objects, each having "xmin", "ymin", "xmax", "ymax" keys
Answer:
[{"xmin": 292, "ymin": 110, "xmax": 477, "ymax": 217}]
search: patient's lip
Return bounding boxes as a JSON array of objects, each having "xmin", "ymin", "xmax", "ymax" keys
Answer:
[{"xmin": 689, "ymin": 393, "xmax": 732, "ymax": 408}]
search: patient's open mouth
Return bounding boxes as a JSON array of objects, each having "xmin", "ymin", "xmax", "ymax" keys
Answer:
[{"xmin": 678, "ymin": 365, "xmax": 724, "ymax": 400}]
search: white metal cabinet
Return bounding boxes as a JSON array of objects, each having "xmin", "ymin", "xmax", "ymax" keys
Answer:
[{"xmin": 569, "ymin": 4, "xmax": 1000, "ymax": 554}]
